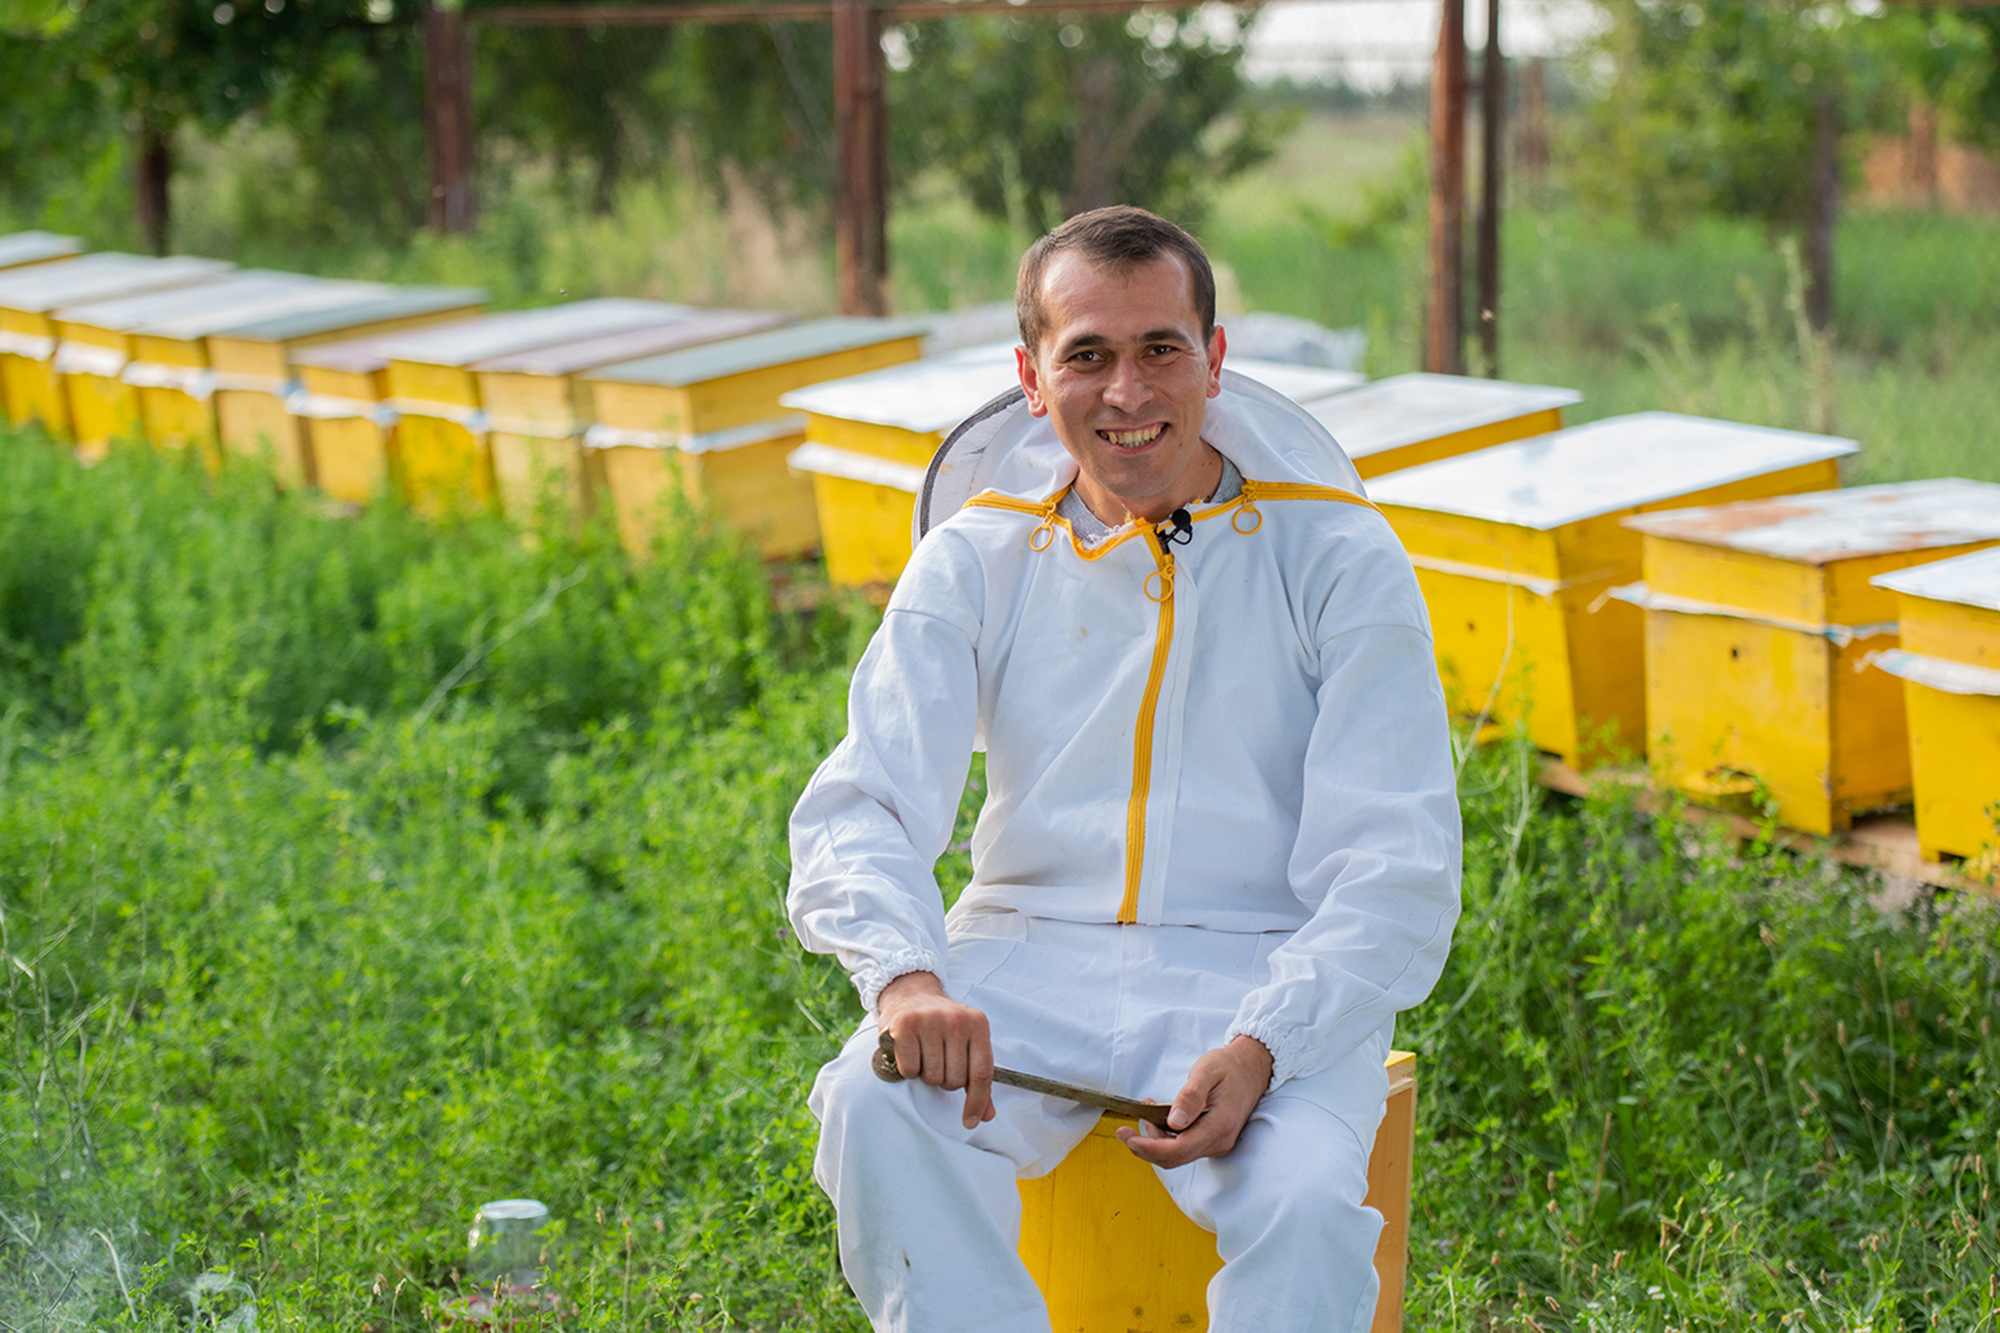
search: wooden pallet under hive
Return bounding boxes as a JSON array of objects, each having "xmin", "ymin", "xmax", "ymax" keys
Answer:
[{"xmin": 1369, "ymin": 412, "xmax": 1857, "ymax": 769}]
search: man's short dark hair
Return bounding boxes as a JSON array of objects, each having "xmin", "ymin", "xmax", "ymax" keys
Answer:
[{"xmin": 1015, "ymin": 205, "xmax": 1216, "ymax": 356}]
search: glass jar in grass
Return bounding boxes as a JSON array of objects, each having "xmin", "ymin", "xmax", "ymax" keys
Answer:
[{"xmin": 464, "ymin": 1199, "xmax": 557, "ymax": 1312}]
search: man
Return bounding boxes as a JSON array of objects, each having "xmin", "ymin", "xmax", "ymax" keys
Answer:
[{"xmin": 787, "ymin": 206, "xmax": 1460, "ymax": 1333}]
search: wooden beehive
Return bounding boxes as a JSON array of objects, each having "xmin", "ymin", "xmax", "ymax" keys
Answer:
[
  {"xmin": 208, "ymin": 286, "xmax": 486, "ymax": 487},
  {"xmin": 0, "ymin": 254, "xmax": 230, "ymax": 436},
  {"xmin": 0, "ymin": 231, "xmax": 83, "ymax": 271},
  {"xmin": 779, "ymin": 342, "xmax": 1020, "ymax": 591},
  {"xmin": 583, "ymin": 316, "xmax": 926, "ymax": 560},
  {"xmin": 1018, "ymin": 1052, "xmax": 1416, "ymax": 1333},
  {"xmin": 1623, "ymin": 480, "xmax": 2000, "ymax": 835},
  {"xmin": 1369, "ymin": 412, "xmax": 1857, "ymax": 769},
  {"xmin": 289, "ymin": 324, "xmax": 483, "ymax": 506},
  {"xmin": 123, "ymin": 277, "xmax": 394, "ymax": 462},
  {"xmin": 1871, "ymin": 548, "xmax": 2000, "ymax": 873},
  {"xmin": 380, "ymin": 300, "xmax": 692, "ymax": 515},
  {"xmin": 472, "ymin": 308, "xmax": 791, "ymax": 526},
  {"xmin": 1307, "ymin": 372, "xmax": 1582, "ymax": 479},
  {"xmin": 53, "ymin": 270, "xmax": 327, "ymax": 460}
]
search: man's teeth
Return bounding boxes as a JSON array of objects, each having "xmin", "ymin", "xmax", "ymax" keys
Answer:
[{"xmin": 1102, "ymin": 426, "xmax": 1164, "ymax": 447}]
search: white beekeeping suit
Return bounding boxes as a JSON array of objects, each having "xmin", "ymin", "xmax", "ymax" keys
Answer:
[{"xmin": 788, "ymin": 370, "xmax": 1462, "ymax": 1333}]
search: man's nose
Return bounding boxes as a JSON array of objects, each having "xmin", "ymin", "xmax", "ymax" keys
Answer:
[{"xmin": 1102, "ymin": 354, "xmax": 1149, "ymax": 411}]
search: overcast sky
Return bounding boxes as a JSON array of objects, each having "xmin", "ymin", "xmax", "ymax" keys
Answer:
[{"xmin": 1240, "ymin": 0, "xmax": 1604, "ymax": 89}]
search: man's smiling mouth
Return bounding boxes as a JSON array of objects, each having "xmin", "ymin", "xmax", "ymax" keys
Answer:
[{"xmin": 1099, "ymin": 424, "xmax": 1166, "ymax": 448}]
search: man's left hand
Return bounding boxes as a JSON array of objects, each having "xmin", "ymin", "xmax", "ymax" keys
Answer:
[{"xmin": 1115, "ymin": 1034, "xmax": 1273, "ymax": 1167}]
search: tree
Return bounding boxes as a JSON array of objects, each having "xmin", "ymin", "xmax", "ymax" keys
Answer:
[
  {"xmin": 1580, "ymin": 0, "xmax": 1902, "ymax": 326},
  {"xmin": 891, "ymin": 8, "xmax": 1280, "ymax": 235}
]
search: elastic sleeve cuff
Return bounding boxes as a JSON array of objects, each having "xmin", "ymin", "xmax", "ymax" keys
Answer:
[
  {"xmin": 1226, "ymin": 1016, "xmax": 1312, "ymax": 1092},
  {"xmin": 854, "ymin": 947, "xmax": 948, "ymax": 1015}
]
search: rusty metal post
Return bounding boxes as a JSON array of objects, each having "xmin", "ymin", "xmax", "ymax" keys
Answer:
[
  {"xmin": 1476, "ymin": 0, "xmax": 1502, "ymax": 377},
  {"xmin": 1426, "ymin": 0, "xmax": 1467, "ymax": 375},
  {"xmin": 426, "ymin": 1, "xmax": 477, "ymax": 233},
  {"xmin": 833, "ymin": 0, "xmax": 890, "ymax": 316}
]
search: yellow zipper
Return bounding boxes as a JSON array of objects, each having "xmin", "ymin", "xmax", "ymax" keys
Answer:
[{"xmin": 1119, "ymin": 530, "xmax": 1177, "ymax": 924}]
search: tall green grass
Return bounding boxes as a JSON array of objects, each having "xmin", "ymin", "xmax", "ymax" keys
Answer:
[{"xmin": 2, "ymin": 431, "xmax": 1997, "ymax": 1330}]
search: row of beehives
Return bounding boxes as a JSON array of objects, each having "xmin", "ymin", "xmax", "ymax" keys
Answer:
[
  {"xmin": 0, "ymin": 235, "xmax": 1368, "ymax": 556},
  {"xmin": 1, "ymin": 232, "xmax": 1994, "ymax": 872}
]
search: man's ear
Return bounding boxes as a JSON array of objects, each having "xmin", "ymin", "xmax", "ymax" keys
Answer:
[
  {"xmin": 1016, "ymin": 346, "xmax": 1050, "ymax": 418},
  {"xmin": 1205, "ymin": 325, "xmax": 1227, "ymax": 400}
]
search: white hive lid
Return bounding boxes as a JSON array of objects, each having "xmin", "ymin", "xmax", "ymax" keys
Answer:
[
  {"xmin": 780, "ymin": 342, "xmax": 1021, "ymax": 434},
  {"xmin": 0, "ymin": 254, "xmax": 233, "ymax": 314},
  {"xmin": 1224, "ymin": 358, "xmax": 1365, "ymax": 405},
  {"xmin": 583, "ymin": 315, "xmax": 925, "ymax": 386},
  {"xmin": 135, "ymin": 280, "xmax": 395, "ymax": 340},
  {"xmin": 1305, "ymin": 372, "xmax": 1582, "ymax": 462},
  {"xmin": 1872, "ymin": 544, "xmax": 2000, "ymax": 613},
  {"xmin": 56, "ymin": 271, "xmax": 324, "ymax": 332},
  {"xmin": 1624, "ymin": 478, "xmax": 2000, "ymax": 564},
  {"xmin": 1368, "ymin": 411, "xmax": 1859, "ymax": 530},
  {"xmin": 378, "ymin": 299, "xmax": 695, "ymax": 367},
  {"xmin": 0, "ymin": 231, "xmax": 84, "ymax": 267}
]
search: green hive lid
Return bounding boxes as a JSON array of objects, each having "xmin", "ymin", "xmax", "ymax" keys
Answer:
[
  {"xmin": 587, "ymin": 315, "xmax": 927, "ymax": 387},
  {"xmin": 1624, "ymin": 478, "xmax": 2000, "ymax": 565},
  {"xmin": 475, "ymin": 308, "xmax": 792, "ymax": 376},
  {"xmin": 378, "ymin": 299, "xmax": 695, "ymax": 367},
  {"xmin": 211, "ymin": 286, "xmax": 488, "ymax": 343},
  {"xmin": 779, "ymin": 341, "xmax": 1019, "ymax": 433},
  {"xmin": 1873, "ymin": 545, "xmax": 2000, "ymax": 614},
  {"xmin": 56, "ymin": 270, "xmax": 327, "ymax": 332},
  {"xmin": 1306, "ymin": 372, "xmax": 1583, "ymax": 462},
  {"xmin": 0, "ymin": 231, "xmax": 84, "ymax": 268},
  {"xmin": 1368, "ymin": 411, "xmax": 1859, "ymax": 531},
  {"xmin": 0, "ymin": 254, "xmax": 234, "ymax": 312}
]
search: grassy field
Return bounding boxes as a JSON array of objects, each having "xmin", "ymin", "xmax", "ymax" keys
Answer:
[
  {"xmin": 4, "ymin": 107, "xmax": 1999, "ymax": 1330},
  {"xmin": 2, "ymin": 431, "xmax": 1998, "ymax": 1330}
]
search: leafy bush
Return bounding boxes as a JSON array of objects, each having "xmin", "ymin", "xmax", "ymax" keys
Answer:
[{"xmin": 1, "ymin": 429, "xmax": 1996, "ymax": 1330}]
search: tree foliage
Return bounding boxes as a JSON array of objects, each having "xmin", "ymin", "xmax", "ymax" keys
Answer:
[{"xmin": 892, "ymin": 8, "xmax": 1280, "ymax": 234}]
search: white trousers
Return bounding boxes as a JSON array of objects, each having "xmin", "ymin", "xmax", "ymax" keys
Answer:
[{"xmin": 809, "ymin": 914, "xmax": 1392, "ymax": 1333}]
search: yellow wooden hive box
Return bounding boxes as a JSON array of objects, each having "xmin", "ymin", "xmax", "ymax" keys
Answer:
[
  {"xmin": 1620, "ymin": 479, "xmax": 2000, "ymax": 835},
  {"xmin": 53, "ymin": 270, "xmax": 333, "ymax": 460},
  {"xmin": 1307, "ymin": 371, "xmax": 1582, "ymax": 480},
  {"xmin": 288, "ymin": 322, "xmax": 484, "ymax": 506},
  {"xmin": 1870, "ymin": 548, "xmax": 2000, "ymax": 874},
  {"xmin": 0, "ymin": 230, "xmax": 82, "ymax": 272},
  {"xmin": 1019, "ymin": 1051, "xmax": 1416, "ymax": 1333},
  {"xmin": 118, "ymin": 276, "xmax": 404, "ymax": 464},
  {"xmin": 378, "ymin": 300, "xmax": 693, "ymax": 515},
  {"xmin": 0, "ymin": 254, "xmax": 230, "ymax": 436},
  {"xmin": 206, "ymin": 285, "xmax": 486, "ymax": 487},
  {"xmin": 582, "ymin": 315, "xmax": 926, "ymax": 560},
  {"xmin": 1368, "ymin": 412, "xmax": 1857, "ymax": 768},
  {"xmin": 472, "ymin": 308, "xmax": 791, "ymax": 527},
  {"xmin": 781, "ymin": 342, "xmax": 1021, "ymax": 592}
]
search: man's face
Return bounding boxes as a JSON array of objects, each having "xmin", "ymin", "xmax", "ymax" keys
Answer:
[{"xmin": 1017, "ymin": 251, "xmax": 1225, "ymax": 523}]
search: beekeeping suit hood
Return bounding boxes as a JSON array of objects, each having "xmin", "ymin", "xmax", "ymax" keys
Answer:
[{"xmin": 911, "ymin": 367, "xmax": 1366, "ymax": 545}]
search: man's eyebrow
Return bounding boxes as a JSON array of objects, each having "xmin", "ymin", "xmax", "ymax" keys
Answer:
[{"xmin": 1055, "ymin": 328, "xmax": 1195, "ymax": 355}]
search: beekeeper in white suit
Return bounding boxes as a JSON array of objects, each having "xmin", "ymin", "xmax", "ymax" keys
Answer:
[{"xmin": 787, "ymin": 206, "xmax": 1461, "ymax": 1333}]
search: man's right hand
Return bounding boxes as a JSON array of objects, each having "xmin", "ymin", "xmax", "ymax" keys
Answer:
[{"xmin": 877, "ymin": 971, "xmax": 996, "ymax": 1130}]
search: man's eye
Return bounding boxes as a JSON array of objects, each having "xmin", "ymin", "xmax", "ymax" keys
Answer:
[{"xmin": 1070, "ymin": 349, "xmax": 1102, "ymax": 364}]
